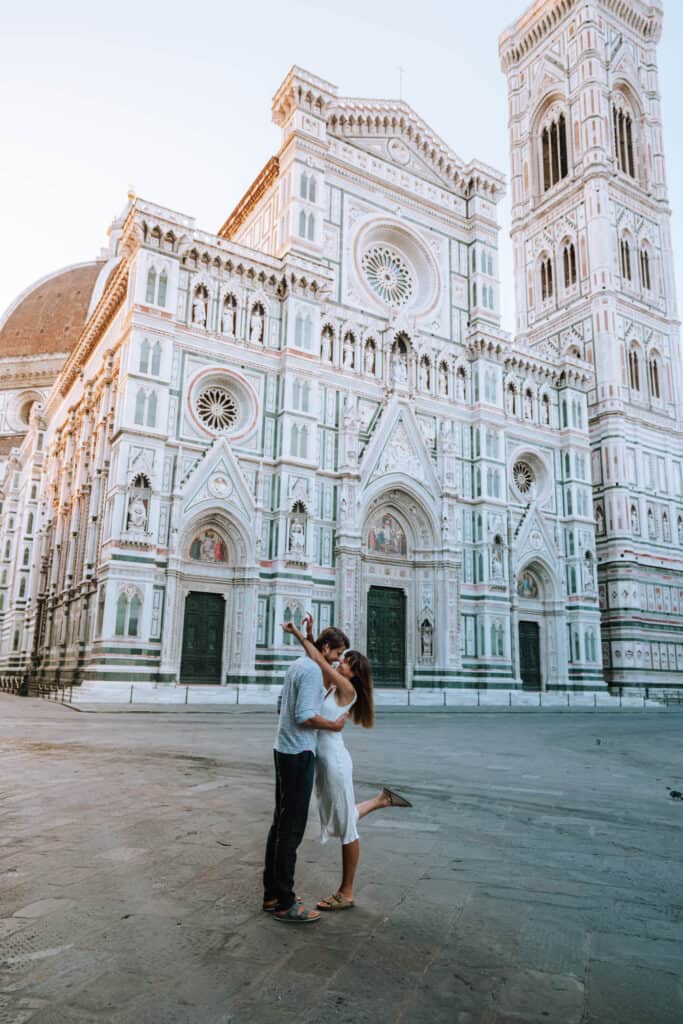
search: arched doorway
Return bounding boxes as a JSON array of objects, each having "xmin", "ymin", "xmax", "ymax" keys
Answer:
[
  {"xmin": 167, "ymin": 512, "xmax": 258, "ymax": 686},
  {"xmin": 356, "ymin": 489, "xmax": 440, "ymax": 688},
  {"xmin": 515, "ymin": 561, "xmax": 562, "ymax": 690}
]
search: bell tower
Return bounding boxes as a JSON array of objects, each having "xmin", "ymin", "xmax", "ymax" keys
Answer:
[{"xmin": 500, "ymin": 0, "xmax": 683, "ymax": 689}]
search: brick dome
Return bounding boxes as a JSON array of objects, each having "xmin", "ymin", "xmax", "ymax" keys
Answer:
[{"xmin": 0, "ymin": 261, "xmax": 105, "ymax": 359}]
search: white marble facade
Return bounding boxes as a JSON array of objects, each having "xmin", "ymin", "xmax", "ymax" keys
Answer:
[{"xmin": 0, "ymin": 0, "xmax": 680, "ymax": 691}]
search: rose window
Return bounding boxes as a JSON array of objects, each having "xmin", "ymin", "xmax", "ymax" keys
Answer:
[
  {"xmin": 512, "ymin": 461, "xmax": 535, "ymax": 495},
  {"xmin": 361, "ymin": 246, "xmax": 414, "ymax": 307},
  {"xmin": 195, "ymin": 386, "xmax": 238, "ymax": 432}
]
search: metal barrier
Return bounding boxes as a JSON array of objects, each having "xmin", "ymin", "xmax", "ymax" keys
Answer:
[{"xmin": 0, "ymin": 674, "xmax": 28, "ymax": 696}]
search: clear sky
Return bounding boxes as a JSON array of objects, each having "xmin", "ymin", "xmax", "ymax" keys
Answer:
[{"xmin": 1, "ymin": 0, "xmax": 681, "ymax": 333}]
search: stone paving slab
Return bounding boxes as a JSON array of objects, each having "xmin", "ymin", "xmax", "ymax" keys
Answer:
[{"xmin": 0, "ymin": 695, "xmax": 682, "ymax": 1022}]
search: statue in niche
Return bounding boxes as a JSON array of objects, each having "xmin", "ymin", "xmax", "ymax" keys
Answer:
[
  {"xmin": 439, "ymin": 363, "xmax": 449, "ymax": 396},
  {"xmin": 524, "ymin": 391, "xmax": 534, "ymax": 420},
  {"xmin": 419, "ymin": 360, "xmax": 430, "ymax": 391},
  {"xmin": 631, "ymin": 505, "xmax": 640, "ymax": 535},
  {"xmin": 456, "ymin": 369, "xmax": 467, "ymax": 401},
  {"xmin": 322, "ymin": 328, "xmax": 334, "ymax": 362},
  {"xmin": 343, "ymin": 337, "xmax": 355, "ymax": 369},
  {"xmin": 250, "ymin": 306, "xmax": 264, "ymax": 343},
  {"xmin": 364, "ymin": 343, "xmax": 376, "ymax": 375},
  {"xmin": 392, "ymin": 346, "xmax": 408, "ymax": 385},
  {"xmin": 491, "ymin": 541, "xmax": 504, "ymax": 579},
  {"xmin": 542, "ymin": 396, "xmax": 551, "ymax": 425},
  {"xmin": 192, "ymin": 290, "xmax": 207, "ymax": 327},
  {"xmin": 222, "ymin": 298, "xmax": 236, "ymax": 336},
  {"xmin": 420, "ymin": 619, "xmax": 433, "ymax": 658},
  {"xmin": 505, "ymin": 385, "xmax": 516, "ymax": 415},
  {"xmin": 289, "ymin": 520, "xmax": 306, "ymax": 555},
  {"xmin": 127, "ymin": 495, "xmax": 148, "ymax": 531}
]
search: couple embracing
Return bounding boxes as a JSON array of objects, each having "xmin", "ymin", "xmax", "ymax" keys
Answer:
[{"xmin": 262, "ymin": 616, "xmax": 411, "ymax": 923}]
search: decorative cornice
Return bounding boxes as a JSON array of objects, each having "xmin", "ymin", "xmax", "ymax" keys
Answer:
[
  {"xmin": 327, "ymin": 100, "xmax": 505, "ymax": 199},
  {"xmin": 218, "ymin": 157, "xmax": 280, "ymax": 240},
  {"xmin": 499, "ymin": 0, "xmax": 661, "ymax": 70},
  {"xmin": 58, "ymin": 261, "xmax": 129, "ymax": 396}
]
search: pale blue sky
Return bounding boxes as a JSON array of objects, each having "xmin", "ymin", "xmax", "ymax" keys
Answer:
[{"xmin": 1, "ymin": 0, "xmax": 681, "ymax": 332}]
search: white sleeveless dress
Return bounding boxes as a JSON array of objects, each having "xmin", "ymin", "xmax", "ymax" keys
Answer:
[{"xmin": 315, "ymin": 687, "xmax": 359, "ymax": 845}]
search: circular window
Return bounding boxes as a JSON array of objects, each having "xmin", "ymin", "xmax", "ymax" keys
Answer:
[
  {"xmin": 512, "ymin": 461, "xmax": 535, "ymax": 496},
  {"xmin": 361, "ymin": 245, "xmax": 414, "ymax": 307},
  {"xmin": 195, "ymin": 385, "xmax": 239, "ymax": 433}
]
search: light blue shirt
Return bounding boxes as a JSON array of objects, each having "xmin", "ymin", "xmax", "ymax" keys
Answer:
[{"xmin": 274, "ymin": 655, "xmax": 325, "ymax": 755}]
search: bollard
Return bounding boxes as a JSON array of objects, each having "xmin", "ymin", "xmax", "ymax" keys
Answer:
[
  {"xmin": 236, "ymin": 686, "xmax": 239, "ymax": 705},
  {"xmin": 539, "ymin": 691, "xmax": 542, "ymax": 708},
  {"xmin": 407, "ymin": 689, "xmax": 411, "ymax": 707},
  {"xmin": 477, "ymin": 689, "xmax": 480, "ymax": 707},
  {"xmin": 594, "ymin": 693, "xmax": 597, "ymax": 711},
  {"xmin": 620, "ymin": 692, "xmax": 623, "ymax": 709},
  {"xmin": 185, "ymin": 686, "xmax": 189, "ymax": 705},
  {"xmin": 509, "ymin": 692, "xmax": 512, "ymax": 707},
  {"xmin": 567, "ymin": 692, "xmax": 570, "ymax": 708},
  {"xmin": 443, "ymin": 690, "xmax": 447, "ymax": 707},
  {"xmin": 643, "ymin": 694, "xmax": 646, "ymax": 709},
  {"xmin": 129, "ymin": 684, "xmax": 134, "ymax": 705}
]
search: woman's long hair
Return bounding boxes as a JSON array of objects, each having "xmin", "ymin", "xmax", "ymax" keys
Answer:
[{"xmin": 344, "ymin": 650, "xmax": 375, "ymax": 728}]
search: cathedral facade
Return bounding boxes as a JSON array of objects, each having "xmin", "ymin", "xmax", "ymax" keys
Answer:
[{"xmin": 0, "ymin": 0, "xmax": 679, "ymax": 692}]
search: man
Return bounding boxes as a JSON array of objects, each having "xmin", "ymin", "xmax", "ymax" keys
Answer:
[{"xmin": 263, "ymin": 626, "xmax": 350, "ymax": 924}]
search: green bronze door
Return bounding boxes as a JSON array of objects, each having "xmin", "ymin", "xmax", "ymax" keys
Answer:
[
  {"xmin": 180, "ymin": 592, "xmax": 225, "ymax": 683},
  {"xmin": 519, "ymin": 621, "xmax": 541, "ymax": 690},
  {"xmin": 366, "ymin": 587, "xmax": 406, "ymax": 687}
]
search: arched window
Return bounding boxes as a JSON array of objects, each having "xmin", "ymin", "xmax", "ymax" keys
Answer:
[
  {"xmin": 640, "ymin": 248, "xmax": 651, "ymax": 291},
  {"xmin": 139, "ymin": 340, "xmax": 150, "ymax": 374},
  {"xmin": 145, "ymin": 268, "xmax": 156, "ymax": 304},
  {"xmin": 22, "ymin": 547, "xmax": 29, "ymax": 567},
  {"xmin": 299, "ymin": 172, "xmax": 308, "ymax": 199},
  {"xmin": 299, "ymin": 426, "xmax": 308, "ymax": 459},
  {"xmin": 115, "ymin": 593, "xmax": 127, "ymax": 636},
  {"xmin": 157, "ymin": 270, "xmax": 168, "ymax": 307},
  {"xmin": 612, "ymin": 102, "xmax": 635, "ymax": 177},
  {"xmin": 298, "ymin": 210, "xmax": 307, "ymax": 237},
  {"xmin": 134, "ymin": 388, "xmax": 146, "ymax": 425},
  {"xmin": 487, "ymin": 254, "xmax": 493, "ymax": 276},
  {"xmin": 541, "ymin": 112, "xmax": 569, "ymax": 192},
  {"xmin": 620, "ymin": 238, "xmax": 632, "ymax": 282},
  {"xmin": 540, "ymin": 257, "xmax": 554, "ymax": 301},
  {"xmin": 147, "ymin": 391, "xmax": 157, "ymax": 428},
  {"xmin": 308, "ymin": 177, "xmax": 316, "ymax": 203},
  {"xmin": 128, "ymin": 595, "xmax": 141, "ymax": 637},
  {"xmin": 472, "ymin": 282, "xmax": 477, "ymax": 307},
  {"xmin": 295, "ymin": 313, "xmax": 304, "ymax": 347},
  {"xmin": 563, "ymin": 242, "xmax": 577, "ymax": 288},
  {"xmin": 151, "ymin": 342, "xmax": 161, "ymax": 376},
  {"xmin": 290, "ymin": 424, "xmax": 299, "ymax": 456},
  {"xmin": 649, "ymin": 355, "xmax": 660, "ymax": 400},
  {"xmin": 19, "ymin": 577, "xmax": 26, "ymax": 598},
  {"xmin": 628, "ymin": 347, "xmax": 641, "ymax": 392},
  {"xmin": 27, "ymin": 513, "xmax": 33, "ymax": 534},
  {"xmin": 307, "ymin": 214, "xmax": 315, "ymax": 241}
]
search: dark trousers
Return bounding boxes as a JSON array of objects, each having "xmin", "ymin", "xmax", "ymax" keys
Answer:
[{"xmin": 263, "ymin": 749, "xmax": 315, "ymax": 911}]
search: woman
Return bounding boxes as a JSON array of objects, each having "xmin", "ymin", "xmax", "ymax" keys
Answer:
[{"xmin": 281, "ymin": 616, "xmax": 411, "ymax": 911}]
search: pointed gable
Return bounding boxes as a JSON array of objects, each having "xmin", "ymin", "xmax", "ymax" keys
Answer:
[{"xmin": 361, "ymin": 399, "xmax": 440, "ymax": 494}]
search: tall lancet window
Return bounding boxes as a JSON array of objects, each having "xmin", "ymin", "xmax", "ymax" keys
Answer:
[
  {"xmin": 613, "ymin": 103, "xmax": 635, "ymax": 178},
  {"xmin": 541, "ymin": 113, "xmax": 568, "ymax": 192}
]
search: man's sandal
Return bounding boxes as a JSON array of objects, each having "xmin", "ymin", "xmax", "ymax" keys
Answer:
[
  {"xmin": 262, "ymin": 895, "xmax": 302, "ymax": 913},
  {"xmin": 316, "ymin": 892, "xmax": 355, "ymax": 911},
  {"xmin": 273, "ymin": 903, "xmax": 320, "ymax": 924},
  {"xmin": 382, "ymin": 787, "xmax": 412, "ymax": 808}
]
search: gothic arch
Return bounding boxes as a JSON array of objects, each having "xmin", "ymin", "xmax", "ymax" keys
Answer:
[{"xmin": 180, "ymin": 507, "xmax": 255, "ymax": 568}]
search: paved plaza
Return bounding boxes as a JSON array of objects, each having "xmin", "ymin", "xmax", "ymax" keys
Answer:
[{"xmin": 0, "ymin": 696, "xmax": 682, "ymax": 1023}]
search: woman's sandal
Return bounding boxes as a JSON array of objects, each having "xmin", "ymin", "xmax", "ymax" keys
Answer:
[
  {"xmin": 317, "ymin": 892, "xmax": 355, "ymax": 911},
  {"xmin": 262, "ymin": 895, "xmax": 302, "ymax": 912},
  {"xmin": 382, "ymin": 786, "xmax": 412, "ymax": 808},
  {"xmin": 273, "ymin": 903, "xmax": 320, "ymax": 924}
]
